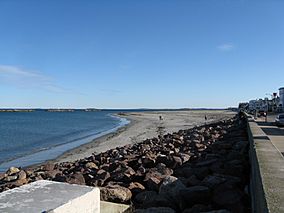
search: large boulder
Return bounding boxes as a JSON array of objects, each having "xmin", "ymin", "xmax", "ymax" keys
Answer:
[
  {"xmin": 17, "ymin": 170, "xmax": 27, "ymax": 180},
  {"xmin": 212, "ymin": 183, "xmax": 244, "ymax": 212},
  {"xmin": 6, "ymin": 167, "xmax": 20, "ymax": 176},
  {"xmin": 179, "ymin": 186, "xmax": 211, "ymax": 209},
  {"xmin": 159, "ymin": 176, "xmax": 186, "ymax": 207},
  {"xmin": 100, "ymin": 185, "xmax": 132, "ymax": 203},
  {"xmin": 201, "ymin": 175, "xmax": 226, "ymax": 189}
]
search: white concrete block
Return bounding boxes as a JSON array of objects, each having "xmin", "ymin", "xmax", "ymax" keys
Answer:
[{"xmin": 0, "ymin": 180, "xmax": 100, "ymax": 213}]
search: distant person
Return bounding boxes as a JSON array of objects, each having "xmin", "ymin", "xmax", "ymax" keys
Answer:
[
  {"xmin": 205, "ymin": 115, "xmax": 207, "ymax": 124},
  {"xmin": 159, "ymin": 115, "xmax": 163, "ymax": 120}
]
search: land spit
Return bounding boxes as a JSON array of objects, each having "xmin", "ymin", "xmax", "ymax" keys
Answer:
[{"xmin": 0, "ymin": 113, "xmax": 250, "ymax": 213}]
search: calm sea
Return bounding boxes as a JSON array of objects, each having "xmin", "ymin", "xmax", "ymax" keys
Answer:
[{"xmin": 0, "ymin": 111, "xmax": 129, "ymax": 172}]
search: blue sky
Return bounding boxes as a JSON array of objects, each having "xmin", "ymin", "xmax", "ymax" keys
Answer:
[{"xmin": 0, "ymin": 0, "xmax": 283, "ymax": 108}]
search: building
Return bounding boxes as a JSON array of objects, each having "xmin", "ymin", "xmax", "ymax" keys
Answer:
[{"xmin": 279, "ymin": 87, "xmax": 284, "ymax": 112}]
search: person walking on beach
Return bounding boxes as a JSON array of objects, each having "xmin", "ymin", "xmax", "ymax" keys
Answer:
[{"xmin": 205, "ymin": 115, "xmax": 207, "ymax": 124}]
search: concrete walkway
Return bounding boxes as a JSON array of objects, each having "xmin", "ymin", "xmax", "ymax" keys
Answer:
[{"xmin": 256, "ymin": 115, "xmax": 284, "ymax": 155}]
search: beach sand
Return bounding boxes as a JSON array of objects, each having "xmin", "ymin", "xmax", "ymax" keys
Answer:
[{"xmin": 54, "ymin": 110, "xmax": 236, "ymax": 163}]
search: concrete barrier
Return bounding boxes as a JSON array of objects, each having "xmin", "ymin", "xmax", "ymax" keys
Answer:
[
  {"xmin": 100, "ymin": 201, "xmax": 132, "ymax": 213},
  {"xmin": 246, "ymin": 113, "xmax": 284, "ymax": 212},
  {"xmin": 0, "ymin": 180, "xmax": 132, "ymax": 213},
  {"xmin": 0, "ymin": 180, "xmax": 100, "ymax": 213}
]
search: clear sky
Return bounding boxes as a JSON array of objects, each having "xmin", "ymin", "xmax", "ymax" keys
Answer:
[{"xmin": 0, "ymin": 0, "xmax": 283, "ymax": 109}]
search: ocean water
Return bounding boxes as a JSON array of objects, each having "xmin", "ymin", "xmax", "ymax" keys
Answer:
[{"xmin": 0, "ymin": 111, "xmax": 129, "ymax": 172}]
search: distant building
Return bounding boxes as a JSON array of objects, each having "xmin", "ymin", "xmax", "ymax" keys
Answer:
[
  {"xmin": 248, "ymin": 99, "xmax": 267, "ymax": 112},
  {"xmin": 238, "ymin": 102, "xmax": 248, "ymax": 111},
  {"xmin": 239, "ymin": 86, "xmax": 283, "ymax": 114},
  {"xmin": 279, "ymin": 87, "xmax": 284, "ymax": 112},
  {"xmin": 248, "ymin": 100, "xmax": 257, "ymax": 112}
]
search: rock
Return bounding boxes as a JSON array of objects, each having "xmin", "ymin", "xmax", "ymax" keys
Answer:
[
  {"xmin": 12, "ymin": 178, "xmax": 28, "ymax": 187},
  {"xmin": 179, "ymin": 186, "xmax": 211, "ymax": 209},
  {"xmin": 25, "ymin": 169, "xmax": 34, "ymax": 176},
  {"xmin": 144, "ymin": 194, "xmax": 177, "ymax": 209},
  {"xmin": 35, "ymin": 175, "xmax": 44, "ymax": 181},
  {"xmin": 142, "ymin": 155, "xmax": 156, "ymax": 168},
  {"xmin": 128, "ymin": 182, "xmax": 145, "ymax": 195},
  {"xmin": 159, "ymin": 176, "xmax": 186, "ymax": 207},
  {"xmin": 85, "ymin": 162, "xmax": 98, "ymax": 170},
  {"xmin": 111, "ymin": 166, "xmax": 136, "ymax": 183},
  {"xmin": 195, "ymin": 159, "xmax": 218, "ymax": 167},
  {"xmin": 135, "ymin": 190, "xmax": 158, "ymax": 205},
  {"xmin": 233, "ymin": 141, "xmax": 248, "ymax": 151},
  {"xmin": 6, "ymin": 167, "xmax": 20, "ymax": 175},
  {"xmin": 212, "ymin": 183, "xmax": 243, "ymax": 207},
  {"xmin": 44, "ymin": 170, "xmax": 61, "ymax": 179},
  {"xmin": 180, "ymin": 154, "xmax": 191, "ymax": 163},
  {"xmin": 156, "ymin": 154, "xmax": 170, "ymax": 166},
  {"xmin": 186, "ymin": 175, "xmax": 201, "ymax": 186},
  {"xmin": 182, "ymin": 204, "xmax": 211, "ymax": 213},
  {"xmin": 53, "ymin": 173, "xmax": 67, "ymax": 182},
  {"xmin": 171, "ymin": 156, "xmax": 183, "ymax": 169},
  {"xmin": 201, "ymin": 175, "xmax": 226, "ymax": 189},
  {"xmin": 135, "ymin": 207, "xmax": 176, "ymax": 213},
  {"xmin": 193, "ymin": 167, "xmax": 210, "ymax": 180},
  {"xmin": 66, "ymin": 173, "xmax": 85, "ymax": 185},
  {"xmin": 182, "ymin": 167, "xmax": 194, "ymax": 178},
  {"xmin": 4, "ymin": 175, "xmax": 18, "ymax": 182},
  {"xmin": 144, "ymin": 165, "xmax": 173, "ymax": 191},
  {"xmin": 17, "ymin": 170, "xmax": 27, "ymax": 180},
  {"xmin": 96, "ymin": 169, "xmax": 110, "ymax": 183},
  {"xmin": 146, "ymin": 176, "xmax": 161, "ymax": 191},
  {"xmin": 42, "ymin": 163, "xmax": 55, "ymax": 171},
  {"xmin": 100, "ymin": 185, "xmax": 132, "ymax": 203},
  {"xmin": 183, "ymin": 167, "xmax": 209, "ymax": 180},
  {"xmin": 0, "ymin": 173, "xmax": 6, "ymax": 180},
  {"xmin": 156, "ymin": 163, "xmax": 173, "ymax": 176}
]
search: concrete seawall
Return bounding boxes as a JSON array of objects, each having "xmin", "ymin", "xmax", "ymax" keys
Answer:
[{"xmin": 246, "ymin": 113, "xmax": 284, "ymax": 212}]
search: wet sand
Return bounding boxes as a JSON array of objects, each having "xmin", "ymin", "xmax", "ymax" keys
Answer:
[{"xmin": 54, "ymin": 110, "xmax": 236, "ymax": 163}]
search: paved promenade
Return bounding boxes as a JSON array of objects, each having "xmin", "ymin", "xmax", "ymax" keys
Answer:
[{"xmin": 256, "ymin": 114, "xmax": 284, "ymax": 155}]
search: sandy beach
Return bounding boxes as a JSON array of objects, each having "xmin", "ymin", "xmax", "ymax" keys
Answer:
[{"xmin": 54, "ymin": 110, "xmax": 236, "ymax": 163}]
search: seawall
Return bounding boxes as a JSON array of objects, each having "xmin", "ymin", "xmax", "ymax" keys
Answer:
[{"xmin": 246, "ymin": 113, "xmax": 284, "ymax": 212}]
